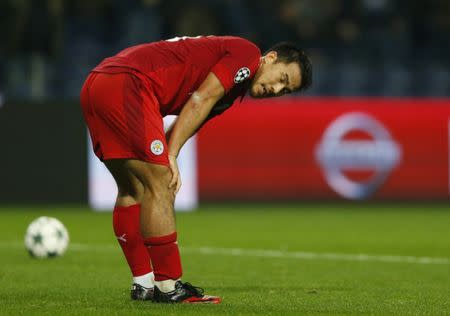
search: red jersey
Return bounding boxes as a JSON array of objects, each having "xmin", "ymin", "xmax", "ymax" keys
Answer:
[{"xmin": 92, "ymin": 36, "xmax": 261, "ymax": 117}]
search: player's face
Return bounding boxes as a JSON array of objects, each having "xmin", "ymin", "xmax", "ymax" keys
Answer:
[{"xmin": 250, "ymin": 52, "xmax": 302, "ymax": 98}]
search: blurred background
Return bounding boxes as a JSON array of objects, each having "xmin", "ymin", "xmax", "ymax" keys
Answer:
[
  {"xmin": 1, "ymin": 0, "xmax": 449, "ymax": 100},
  {"xmin": 0, "ymin": 0, "xmax": 449, "ymax": 205}
]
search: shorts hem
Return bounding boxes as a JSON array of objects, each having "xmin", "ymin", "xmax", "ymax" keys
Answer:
[{"xmin": 101, "ymin": 152, "xmax": 169, "ymax": 167}]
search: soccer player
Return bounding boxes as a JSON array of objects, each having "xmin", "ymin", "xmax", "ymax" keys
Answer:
[{"xmin": 80, "ymin": 35, "xmax": 312, "ymax": 304}]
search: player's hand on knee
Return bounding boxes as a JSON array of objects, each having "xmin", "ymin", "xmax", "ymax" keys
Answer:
[{"xmin": 168, "ymin": 155, "xmax": 182, "ymax": 195}]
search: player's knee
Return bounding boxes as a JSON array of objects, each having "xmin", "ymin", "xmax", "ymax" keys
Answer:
[
  {"xmin": 141, "ymin": 165, "xmax": 173, "ymax": 198},
  {"xmin": 105, "ymin": 159, "xmax": 144, "ymax": 202},
  {"xmin": 118, "ymin": 182, "xmax": 143, "ymax": 199},
  {"xmin": 124, "ymin": 160, "xmax": 174, "ymax": 203}
]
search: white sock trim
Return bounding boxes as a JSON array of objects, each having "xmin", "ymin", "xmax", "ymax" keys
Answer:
[{"xmin": 133, "ymin": 272, "xmax": 155, "ymax": 288}]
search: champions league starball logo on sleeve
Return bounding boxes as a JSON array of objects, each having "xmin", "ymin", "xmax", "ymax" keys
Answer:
[
  {"xmin": 315, "ymin": 113, "xmax": 402, "ymax": 200},
  {"xmin": 234, "ymin": 67, "xmax": 251, "ymax": 83}
]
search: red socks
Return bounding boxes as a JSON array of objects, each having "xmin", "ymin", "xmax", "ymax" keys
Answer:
[
  {"xmin": 143, "ymin": 232, "xmax": 182, "ymax": 281},
  {"xmin": 113, "ymin": 204, "xmax": 152, "ymax": 277},
  {"xmin": 113, "ymin": 204, "xmax": 182, "ymax": 282}
]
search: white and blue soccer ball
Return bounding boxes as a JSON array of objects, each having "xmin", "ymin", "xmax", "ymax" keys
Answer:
[{"xmin": 24, "ymin": 216, "xmax": 70, "ymax": 258}]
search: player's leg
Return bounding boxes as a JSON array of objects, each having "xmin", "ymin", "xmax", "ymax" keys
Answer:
[
  {"xmin": 81, "ymin": 72, "xmax": 156, "ymax": 300},
  {"xmin": 104, "ymin": 159, "xmax": 155, "ymax": 300},
  {"xmin": 123, "ymin": 159, "xmax": 220, "ymax": 304},
  {"xmin": 122, "ymin": 159, "xmax": 179, "ymax": 280},
  {"xmin": 105, "ymin": 158, "xmax": 144, "ymax": 207}
]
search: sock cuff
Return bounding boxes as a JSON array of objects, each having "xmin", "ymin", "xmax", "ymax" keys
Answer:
[
  {"xmin": 113, "ymin": 204, "xmax": 140, "ymax": 213},
  {"xmin": 143, "ymin": 232, "xmax": 177, "ymax": 246}
]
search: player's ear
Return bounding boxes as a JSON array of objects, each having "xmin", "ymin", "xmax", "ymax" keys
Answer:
[{"xmin": 263, "ymin": 51, "xmax": 278, "ymax": 64}]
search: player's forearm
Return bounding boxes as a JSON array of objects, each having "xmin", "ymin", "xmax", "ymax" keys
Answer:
[
  {"xmin": 167, "ymin": 72, "xmax": 225, "ymax": 157},
  {"xmin": 168, "ymin": 94, "xmax": 216, "ymax": 157}
]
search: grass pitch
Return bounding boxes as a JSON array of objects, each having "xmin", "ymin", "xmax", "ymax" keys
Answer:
[{"xmin": 1, "ymin": 203, "xmax": 450, "ymax": 315}]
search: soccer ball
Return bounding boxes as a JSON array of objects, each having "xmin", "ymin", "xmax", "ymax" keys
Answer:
[{"xmin": 24, "ymin": 216, "xmax": 70, "ymax": 258}]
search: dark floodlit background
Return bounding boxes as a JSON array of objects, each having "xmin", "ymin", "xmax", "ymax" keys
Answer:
[
  {"xmin": 1, "ymin": 0, "xmax": 449, "ymax": 100},
  {"xmin": 0, "ymin": 0, "xmax": 449, "ymax": 204}
]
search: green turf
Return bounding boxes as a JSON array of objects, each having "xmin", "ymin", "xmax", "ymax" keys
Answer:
[{"xmin": 1, "ymin": 203, "xmax": 450, "ymax": 315}]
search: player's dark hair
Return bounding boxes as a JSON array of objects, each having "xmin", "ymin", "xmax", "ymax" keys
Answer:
[{"xmin": 266, "ymin": 42, "xmax": 312, "ymax": 92}]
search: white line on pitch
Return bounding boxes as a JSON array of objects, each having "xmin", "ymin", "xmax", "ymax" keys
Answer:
[
  {"xmin": 181, "ymin": 246, "xmax": 450, "ymax": 265},
  {"xmin": 2, "ymin": 241, "xmax": 450, "ymax": 265}
]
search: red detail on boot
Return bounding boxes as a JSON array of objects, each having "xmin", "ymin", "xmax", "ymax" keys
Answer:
[
  {"xmin": 182, "ymin": 295, "xmax": 222, "ymax": 304},
  {"xmin": 113, "ymin": 204, "xmax": 152, "ymax": 276},
  {"xmin": 143, "ymin": 232, "xmax": 182, "ymax": 281}
]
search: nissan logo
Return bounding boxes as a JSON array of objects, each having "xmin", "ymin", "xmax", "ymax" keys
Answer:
[{"xmin": 316, "ymin": 113, "xmax": 402, "ymax": 200}]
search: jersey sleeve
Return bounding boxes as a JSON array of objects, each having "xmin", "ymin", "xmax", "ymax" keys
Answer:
[{"xmin": 211, "ymin": 38, "xmax": 261, "ymax": 93}]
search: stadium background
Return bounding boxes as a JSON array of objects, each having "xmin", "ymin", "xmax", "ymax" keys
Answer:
[
  {"xmin": 1, "ymin": 0, "xmax": 449, "ymax": 204},
  {"xmin": 1, "ymin": 1, "xmax": 450, "ymax": 315}
]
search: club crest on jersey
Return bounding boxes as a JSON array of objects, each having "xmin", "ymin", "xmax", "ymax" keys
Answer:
[
  {"xmin": 234, "ymin": 67, "xmax": 251, "ymax": 83},
  {"xmin": 150, "ymin": 140, "xmax": 164, "ymax": 155}
]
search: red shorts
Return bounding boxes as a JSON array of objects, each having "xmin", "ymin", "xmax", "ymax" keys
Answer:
[{"xmin": 80, "ymin": 71, "xmax": 169, "ymax": 166}]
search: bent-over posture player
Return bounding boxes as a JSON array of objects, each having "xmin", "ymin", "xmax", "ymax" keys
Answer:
[{"xmin": 80, "ymin": 35, "xmax": 312, "ymax": 303}]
